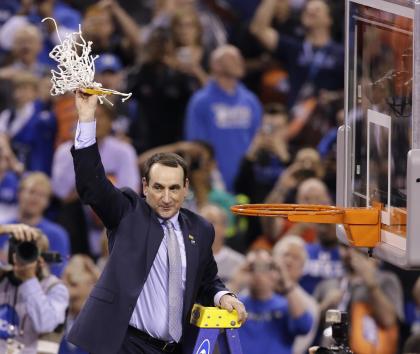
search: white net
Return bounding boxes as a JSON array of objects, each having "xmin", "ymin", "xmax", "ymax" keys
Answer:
[{"xmin": 42, "ymin": 17, "xmax": 131, "ymax": 104}]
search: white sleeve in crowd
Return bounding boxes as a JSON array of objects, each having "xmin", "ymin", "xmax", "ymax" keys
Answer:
[
  {"xmin": 19, "ymin": 278, "xmax": 69, "ymax": 333},
  {"xmin": 51, "ymin": 143, "xmax": 76, "ymax": 199},
  {"xmin": 117, "ymin": 144, "xmax": 141, "ymax": 192},
  {"xmin": 75, "ymin": 120, "xmax": 97, "ymax": 149}
]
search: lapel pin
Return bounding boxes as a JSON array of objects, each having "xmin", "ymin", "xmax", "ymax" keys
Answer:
[{"xmin": 189, "ymin": 235, "xmax": 196, "ymax": 244}]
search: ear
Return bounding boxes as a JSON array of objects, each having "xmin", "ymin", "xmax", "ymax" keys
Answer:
[
  {"xmin": 142, "ymin": 177, "xmax": 148, "ymax": 196},
  {"xmin": 184, "ymin": 178, "xmax": 190, "ymax": 191}
]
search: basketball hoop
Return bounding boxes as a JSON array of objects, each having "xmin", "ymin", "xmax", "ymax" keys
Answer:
[{"xmin": 231, "ymin": 203, "xmax": 381, "ymax": 248}]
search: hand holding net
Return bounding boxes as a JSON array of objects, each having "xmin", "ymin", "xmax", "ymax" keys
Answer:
[{"xmin": 42, "ymin": 17, "xmax": 131, "ymax": 104}]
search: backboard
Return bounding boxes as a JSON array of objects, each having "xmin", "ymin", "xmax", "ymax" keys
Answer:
[{"xmin": 338, "ymin": 0, "xmax": 420, "ymax": 268}]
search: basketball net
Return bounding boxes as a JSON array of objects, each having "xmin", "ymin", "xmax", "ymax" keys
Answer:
[{"xmin": 42, "ymin": 17, "xmax": 132, "ymax": 105}]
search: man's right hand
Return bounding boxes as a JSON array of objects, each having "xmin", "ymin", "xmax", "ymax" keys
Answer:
[{"xmin": 75, "ymin": 90, "xmax": 98, "ymax": 122}]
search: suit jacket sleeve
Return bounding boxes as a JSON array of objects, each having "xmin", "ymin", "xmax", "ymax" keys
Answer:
[
  {"xmin": 196, "ymin": 223, "xmax": 227, "ymax": 306},
  {"xmin": 71, "ymin": 143, "xmax": 135, "ymax": 229}
]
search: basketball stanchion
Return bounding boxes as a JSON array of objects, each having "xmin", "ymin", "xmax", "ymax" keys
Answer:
[
  {"xmin": 231, "ymin": 203, "xmax": 382, "ymax": 248},
  {"xmin": 187, "ymin": 305, "xmax": 243, "ymax": 354}
]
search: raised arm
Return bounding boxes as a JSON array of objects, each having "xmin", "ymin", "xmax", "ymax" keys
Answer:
[
  {"xmin": 101, "ymin": 0, "xmax": 143, "ymax": 50},
  {"xmin": 250, "ymin": 0, "xmax": 279, "ymax": 51},
  {"xmin": 72, "ymin": 91, "xmax": 134, "ymax": 229}
]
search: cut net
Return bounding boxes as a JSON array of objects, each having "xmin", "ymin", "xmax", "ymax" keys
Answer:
[{"xmin": 42, "ymin": 17, "xmax": 131, "ymax": 105}]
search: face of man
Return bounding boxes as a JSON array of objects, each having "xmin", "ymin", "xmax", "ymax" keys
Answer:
[
  {"xmin": 275, "ymin": 244, "xmax": 306, "ymax": 282},
  {"xmin": 13, "ymin": 28, "xmax": 42, "ymax": 64},
  {"xmin": 248, "ymin": 251, "xmax": 276, "ymax": 294},
  {"xmin": 297, "ymin": 182, "xmax": 331, "ymax": 205},
  {"xmin": 19, "ymin": 180, "xmax": 50, "ymax": 218},
  {"xmin": 211, "ymin": 47, "xmax": 245, "ymax": 80},
  {"xmin": 142, "ymin": 163, "xmax": 189, "ymax": 219},
  {"xmin": 262, "ymin": 113, "xmax": 288, "ymax": 140},
  {"xmin": 13, "ymin": 83, "xmax": 37, "ymax": 108},
  {"xmin": 301, "ymin": 0, "xmax": 332, "ymax": 31}
]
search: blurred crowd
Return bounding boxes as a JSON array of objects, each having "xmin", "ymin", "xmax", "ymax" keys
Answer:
[{"xmin": 0, "ymin": 0, "xmax": 419, "ymax": 353}]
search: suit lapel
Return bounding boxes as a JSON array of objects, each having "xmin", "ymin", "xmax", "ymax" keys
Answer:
[{"xmin": 179, "ymin": 212, "xmax": 199, "ymax": 321}]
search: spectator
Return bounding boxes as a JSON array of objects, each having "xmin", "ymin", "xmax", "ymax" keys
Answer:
[
  {"xmin": 300, "ymin": 222, "xmax": 343, "ymax": 295},
  {"xmin": 250, "ymin": 0, "xmax": 344, "ymax": 107},
  {"xmin": 0, "ymin": 134, "xmax": 23, "ymax": 224},
  {"xmin": 199, "ymin": 204, "xmax": 244, "ymax": 283},
  {"xmin": 254, "ymin": 153, "xmax": 326, "ymax": 249},
  {"xmin": 0, "ymin": 0, "xmax": 81, "ymax": 67},
  {"xmin": 0, "ymin": 24, "xmax": 47, "ymax": 79},
  {"xmin": 130, "ymin": 27, "xmax": 201, "ymax": 152},
  {"xmin": 0, "ymin": 72, "xmax": 57, "ymax": 175},
  {"xmin": 0, "ymin": 223, "xmax": 69, "ymax": 354},
  {"xmin": 169, "ymin": 7, "xmax": 208, "ymax": 85},
  {"xmin": 52, "ymin": 104, "xmax": 139, "ymax": 256},
  {"xmin": 0, "ymin": 172, "xmax": 70, "ymax": 277},
  {"xmin": 232, "ymin": 0, "xmax": 302, "ymax": 96},
  {"xmin": 235, "ymin": 103, "xmax": 290, "ymax": 204},
  {"xmin": 94, "ymin": 53, "xmax": 139, "ymax": 140},
  {"xmin": 315, "ymin": 246, "xmax": 404, "ymax": 354},
  {"xmin": 59, "ymin": 255, "xmax": 100, "ymax": 354},
  {"xmin": 266, "ymin": 148, "xmax": 325, "ymax": 206},
  {"xmin": 141, "ymin": 0, "xmax": 227, "ymax": 57},
  {"xmin": 237, "ymin": 249, "xmax": 313, "ymax": 354},
  {"xmin": 82, "ymin": 1, "xmax": 141, "ymax": 66},
  {"xmin": 185, "ymin": 45, "xmax": 263, "ymax": 192},
  {"xmin": 273, "ymin": 235, "xmax": 319, "ymax": 354}
]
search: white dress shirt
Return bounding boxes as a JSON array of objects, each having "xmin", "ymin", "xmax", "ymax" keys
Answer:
[{"xmin": 74, "ymin": 121, "xmax": 229, "ymax": 341}]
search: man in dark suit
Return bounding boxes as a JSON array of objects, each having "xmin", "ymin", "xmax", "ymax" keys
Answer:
[{"xmin": 67, "ymin": 91, "xmax": 247, "ymax": 354}]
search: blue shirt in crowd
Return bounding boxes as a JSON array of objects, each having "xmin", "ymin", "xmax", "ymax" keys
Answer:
[
  {"xmin": 239, "ymin": 295, "xmax": 312, "ymax": 354},
  {"xmin": 0, "ymin": 171, "xmax": 19, "ymax": 223},
  {"xmin": 300, "ymin": 243, "xmax": 343, "ymax": 294},
  {"xmin": 185, "ymin": 80, "xmax": 262, "ymax": 192},
  {"xmin": 0, "ymin": 100, "xmax": 57, "ymax": 175},
  {"xmin": 0, "ymin": 218, "xmax": 70, "ymax": 277}
]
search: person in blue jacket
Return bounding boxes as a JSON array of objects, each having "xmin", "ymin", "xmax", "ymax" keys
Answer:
[
  {"xmin": 238, "ymin": 249, "xmax": 313, "ymax": 354},
  {"xmin": 185, "ymin": 45, "xmax": 262, "ymax": 193}
]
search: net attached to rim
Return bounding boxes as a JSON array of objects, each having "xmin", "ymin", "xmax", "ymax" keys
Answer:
[
  {"xmin": 42, "ymin": 17, "xmax": 132, "ymax": 105},
  {"xmin": 231, "ymin": 203, "xmax": 345, "ymax": 217}
]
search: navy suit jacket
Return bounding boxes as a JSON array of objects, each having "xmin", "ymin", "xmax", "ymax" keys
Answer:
[{"xmin": 67, "ymin": 144, "xmax": 227, "ymax": 354}]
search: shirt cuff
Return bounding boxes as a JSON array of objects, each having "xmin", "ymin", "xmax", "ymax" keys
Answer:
[
  {"xmin": 214, "ymin": 291, "xmax": 232, "ymax": 306},
  {"xmin": 18, "ymin": 277, "xmax": 42, "ymax": 300},
  {"xmin": 75, "ymin": 120, "xmax": 96, "ymax": 149}
]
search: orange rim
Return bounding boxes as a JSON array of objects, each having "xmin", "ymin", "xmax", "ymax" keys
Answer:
[{"xmin": 230, "ymin": 203, "xmax": 345, "ymax": 217}]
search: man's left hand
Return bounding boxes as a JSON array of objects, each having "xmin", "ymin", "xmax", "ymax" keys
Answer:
[{"xmin": 219, "ymin": 294, "xmax": 247, "ymax": 324}]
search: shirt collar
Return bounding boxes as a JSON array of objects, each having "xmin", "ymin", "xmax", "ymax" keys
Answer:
[{"xmin": 158, "ymin": 212, "xmax": 181, "ymax": 231}]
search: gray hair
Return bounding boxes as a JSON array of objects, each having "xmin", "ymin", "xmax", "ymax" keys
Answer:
[{"xmin": 272, "ymin": 235, "xmax": 307, "ymax": 262}]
